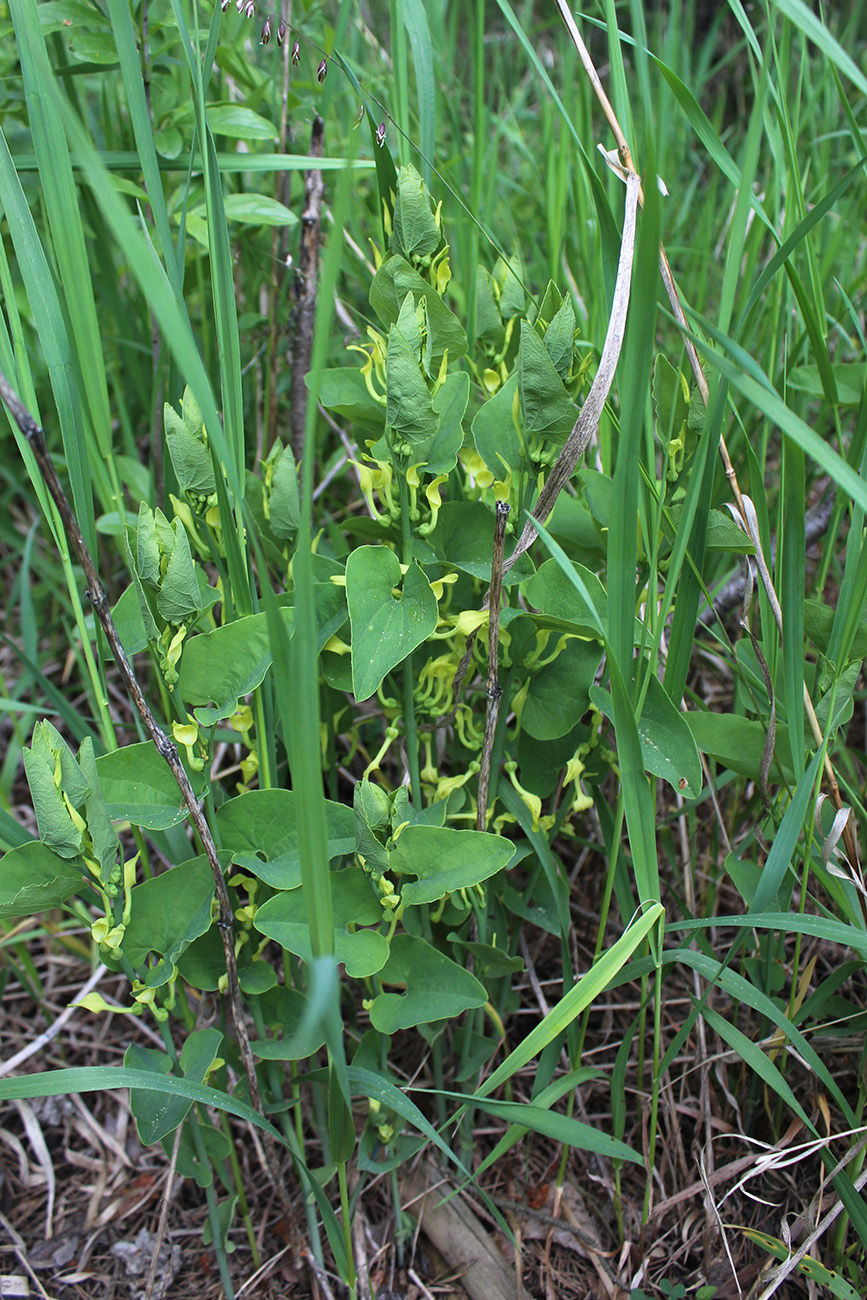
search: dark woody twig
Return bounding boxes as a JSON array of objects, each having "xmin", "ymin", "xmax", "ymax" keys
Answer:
[
  {"xmin": 476, "ymin": 501, "xmax": 510, "ymax": 833},
  {"xmin": 0, "ymin": 367, "xmax": 294, "ymax": 1213},
  {"xmin": 288, "ymin": 115, "xmax": 324, "ymax": 462}
]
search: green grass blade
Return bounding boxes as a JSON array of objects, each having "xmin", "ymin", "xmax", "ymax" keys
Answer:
[
  {"xmin": 106, "ymin": 0, "xmax": 183, "ymax": 298},
  {"xmin": 770, "ymin": 0, "xmax": 867, "ymax": 100},
  {"xmin": 474, "ymin": 903, "xmax": 664, "ymax": 1100},
  {"xmin": 402, "ymin": 0, "xmax": 436, "ymax": 186},
  {"xmin": 11, "ymin": 0, "xmax": 112, "ymax": 471}
]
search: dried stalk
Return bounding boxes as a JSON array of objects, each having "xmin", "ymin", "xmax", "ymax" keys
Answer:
[
  {"xmin": 504, "ymin": 170, "xmax": 641, "ymax": 576},
  {"xmin": 0, "ymin": 367, "xmax": 295, "ymax": 1215},
  {"xmin": 476, "ymin": 501, "xmax": 510, "ymax": 831},
  {"xmin": 289, "ymin": 115, "xmax": 324, "ymax": 462}
]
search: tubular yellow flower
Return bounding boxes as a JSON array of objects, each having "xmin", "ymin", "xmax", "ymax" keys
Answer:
[
  {"xmin": 418, "ymin": 474, "xmax": 450, "ymax": 536},
  {"xmin": 429, "ymin": 571, "xmax": 458, "ymax": 602},
  {"xmin": 454, "ymin": 706, "xmax": 484, "ymax": 750},
  {"xmin": 172, "ymin": 719, "xmax": 204, "ymax": 772},
  {"xmin": 323, "ymin": 633, "xmax": 352, "ymax": 656},
  {"xmin": 433, "ymin": 759, "xmax": 480, "ymax": 803},
  {"xmin": 73, "ymin": 991, "xmax": 140, "ymax": 1016},
  {"xmin": 504, "ymin": 760, "xmax": 541, "ymax": 831},
  {"xmin": 170, "ymin": 494, "xmax": 207, "ymax": 554},
  {"xmin": 459, "ymin": 447, "xmax": 494, "ymax": 490},
  {"xmin": 350, "ymin": 460, "xmax": 387, "ymax": 522},
  {"xmin": 421, "ymin": 733, "xmax": 438, "ymax": 785}
]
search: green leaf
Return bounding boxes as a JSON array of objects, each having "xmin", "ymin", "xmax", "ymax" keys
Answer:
[
  {"xmin": 684, "ymin": 711, "xmax": 794, "ymax": 784},
  {"xmin": 353, "ymin": 779, "xmax": 392, "ymax": 877},
  {"xmin": 787, "ymin": 362, "xmax": 864, "ymax": 406},
  {"xmin": 663, "ymin": 505, "xmax": 755, "ymax": 554},
  {"xmin": 253, "ymin": 868, "xmax": 389, "ymax": 978},
  {"xmin": 157, "ymin": 523, "xmax": 203, "ymax": 623},
  {"xmin": 390, "ymin": 163, "xmax": 441, "ymax": 264},
  {"xmin": 475, "ymin": 266, "xmax": 504, "ymax": 350},
  {"xmin": 180, "ymin": 583, "xmax": 350, "ymax": 715},
  {"xmin": 222, "ymin": 193, "xmax": 298, "ymax": 227},
  {"xmin": 804, "ymin": 597, "xmax": 867, "ymax": 659},
  {"xmin": 127, "ymin": 1027, "xmax": 223, "ymax": 1145},
  {"xmin": 369, "ymin": 934, "xmax": 486, "ymax": 1032},
  {"xmin": 217, "ymin": 788, "xmax": 354, "ymax": 889},
  {"xmin": 542, "ymin": 295, "xmax": 576, "ymax": 381},
  {"xmin": 523, "ymin": 558, "xmax": 608, "ymax": 639},
  {"xmin": 701, "ymin": 1004, "xmax": 809, "ymax": 1125},
  {"xmin": 471, "ymin": 373, "xmax": 525, "ymax": 478},
  {"xmin": 346, "ymin": 548, "xmax": 438, "ymax": 701},
  {"xmin": 179, "ymin": 608, "xmax": 291, "ymax": 711},
  {"xmin": 111, "ymin": 584, "xmax": 149, "ymax": 656},
  {"xmin": 385, "ymin": 323, "xmax": 439, "ymax": 444},
  {"xmin": 592, "ymin": 676, "xmax": 703, "ymax": 797},
  {"xmin": 493, "ymin": 253, "xmax": 525, "ymax": 320},
  {"xmin": 429, "ymin": 502, "xmax": 534, "ymax": 585},
  {"xmin": 389, "ymin": 825, "xmax": 515, "ymax": 906},
  {"xmin": 95, "ymin": 741, "xmax": 187, "ymax": 829},
  {"xmin": 652, "ymin": 354, "xmax": 693, "ymax": 479},
  {"xmin": 369, "ymin": 255, "xmax": 467, "ymax": 367},
  {"xmin": 741, "ymin": 1229, "xmax": 860, "ymax": 1298},
  {"xmin": 250, "ymin": 987, "xmax": 326, "ymax": 1060},
  {"xmin": 469, "ymin": 1097, "xmax": 642, "ymax": 1165},
  {"xmin": 123, "ymin": 856, "xmax": 220, "ymax": 985},
  {"xmin": 164, "ymin": 401, "xmax": 215, "ymax": 495},
  {"xmin": 206, "ymin": 103, "xmax": 277, "ymax": 140},
  {"xmin": 314, "ymin": 367, "xmax": 386, "ymax": 435},
  {"xmin": 522, "ymin": 638, "xmax": 604, "ymax": 741},
  {"xmin": 76, "ymin": 738, "xmax": 120, "ymax": 882},
  {"xmin": 423, "ymin": 371, "xmax": 469, "ymax": 474},
  {"xmin": 0, "ymin": 839, "xmax": 85, "ymax": 917},
  {"xmin": 267, "ymin": 444, "xmax": 300, "ymax": 539},
  {"xmin": 518, "ymin": 320, "xmax": 576, "ymax": 443},
  {"xmin": 474, "ymin": 904, "xmax": 664, "ymax": 1099},
  {"xmin": 23, "ymin": 726, "xmax": 84, "ymax": 859}
]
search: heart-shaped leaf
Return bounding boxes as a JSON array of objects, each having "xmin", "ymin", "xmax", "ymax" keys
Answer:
[{"xmin": 346, "ymin": 548, "xmax": 438, "ymax": 701}]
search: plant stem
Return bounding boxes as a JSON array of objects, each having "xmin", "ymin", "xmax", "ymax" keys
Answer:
[
  {"xmin": 337, "ymin": 1161, "xmax": 358, "ymax": 1300},
  {"xmin": 398, "ymin": 470, "xmax": 421, "ymax": 808}
]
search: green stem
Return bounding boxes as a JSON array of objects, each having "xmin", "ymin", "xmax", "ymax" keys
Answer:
[
  {"xmin": 220, "ymin": 1111, "xmax": 261, "ymax": 1270},
  {"xmin": 338, "ymin": 1161, "xmax": 357, "ymax": 1300},
  {"xmin": 399, "ymin": 471, "xmax": 421, "ymax": 808},
  {"xmin": 254, "ymin": 686, "xmax": 273, "ymax": 790}
]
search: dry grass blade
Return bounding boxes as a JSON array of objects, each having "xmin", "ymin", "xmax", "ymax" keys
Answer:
[
  {"xmin": 505, "ymin": 170, "xmax": 641, "ymax": 574},
  {"xmin": 0, "ymin": 964, "xmax": 107, "ymax": 1079}
]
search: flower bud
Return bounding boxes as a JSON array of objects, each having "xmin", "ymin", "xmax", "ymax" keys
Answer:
[
  {"xmin": 260, "ymin": 16, "xmax": 271, "ymax": 43},
  {"xmin": 245, "ymin": 0, "xmax": 255, "ymax": 17},
  {"xmin": 276, "ymin": 20, "xmax": 286, "ymax": 45},
  {"xmin": 375, "ymin": 121, "xmax": 386, "ymax": 148},
  {"xmin": 291, "ymin": 39, "xmax": 300, "ymax": 64},
  {"xmin": 317, "ymin": 59, "xmax": 327, "ymax": 82}
]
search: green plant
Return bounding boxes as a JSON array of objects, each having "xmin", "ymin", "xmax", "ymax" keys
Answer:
[{"xmin": 2, "ymin": 0, "xmax": 867, "ymax": 1294}]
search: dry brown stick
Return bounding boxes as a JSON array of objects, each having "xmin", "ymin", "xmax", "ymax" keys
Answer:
[
  {"xmin": 476, "ymin": 501, "xmax": 510, "ymax": 832},
  {"xmin": 289, "ymin": 115, "xmax": 324, "ymax": 463},
  {"xmin": 504, "ymin": 170, "xmax": 642, "ymax": 577},
  {"xmin": 0, "ymin": 367, "xmax": 294, "ymax": 1215},
  {"xmin": 266, "ymin": 4, "xmax": 293, "ymax": 454}
]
